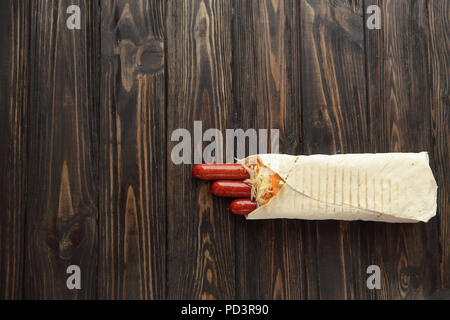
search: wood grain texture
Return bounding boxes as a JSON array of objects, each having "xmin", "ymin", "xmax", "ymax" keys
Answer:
[
  {"xmin": 427, "ymin": 0, "xmax": 449, "ymax": 289},
  {"xmin": 0, "ymin": 0, "xmax": 447, "ymax": 300},
  {"xmin": 99, "ymin": 0, "xmax": 166, "ymax": 299},
  {"xmin": 24, "ymin": 0, "xmax": 99, "ymax": 299},
  {"xmin": 166, "ymin": 0, "xmax": 235, "ymax": 299},
  {"xmin": 0, "ymin": 0, "xmax": 29, "ymax": 299},
  {"xmin": 233, "ymin": 0, "xmax": 306, "ymax": 299},
  {"xmin": 365, "ymin": 0, "xmax": 441, "ymax": 298},
  {"xmin": 300, "ymin": 0, "xmax": 370, "ymax": 299}
]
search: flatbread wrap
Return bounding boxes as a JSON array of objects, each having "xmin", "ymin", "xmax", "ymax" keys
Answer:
[{"xmin": 238, "ymin": 152, "xmax": 437, "ymax": 223}]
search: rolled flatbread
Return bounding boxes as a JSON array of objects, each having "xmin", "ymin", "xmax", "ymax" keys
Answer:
[{"xmin": 238, "ymin": 152, "xmax": 437, "ymax": 223}]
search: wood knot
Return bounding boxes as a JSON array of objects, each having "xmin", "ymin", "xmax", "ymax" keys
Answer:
[
  {"xmin": 194, "ymin": 2, "xmax": 210, "ymax": 39},
  {"xmin": 116, "ymin": 39, "xmax": 165, "ymax": 92},
  {"xmin": 43, "ymin": 161, "xmax": 87, "ymax": 260},
  {"xmin": 311, "ymin": 105, "xmax": 328, "ymax": 128},
  {"xmin": 135, "ymin": 39, "xmax": 164, "ymax": 74},
  {"xmin": 57, "ymin": 221, "xmax": 84, "ymax": 260},
  {"xmin": 400, "ymin": 266, "xmax": 420, "ymax": 290}
]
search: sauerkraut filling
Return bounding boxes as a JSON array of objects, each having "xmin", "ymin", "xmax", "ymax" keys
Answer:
[{"xmin": 243, "ymin": 158, "xmax": 284, "ymax": 206}]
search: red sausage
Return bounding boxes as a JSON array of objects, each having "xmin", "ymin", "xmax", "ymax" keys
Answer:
[
  {"xmin": 192, "ymin": 164, "xmax": 249, "ymax": 180},
  {"xmin": 229, "ymin": 199, "xmax": 257, "ymax": 215},
  {"xmin": 211, "ymin": 181, "xmax": 252, "ymax": 198}
]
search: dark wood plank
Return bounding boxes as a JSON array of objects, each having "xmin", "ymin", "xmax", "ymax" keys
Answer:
[
  {"xmin": 233, "ymin": 0, "xmax": 306, "ymax": 299},
  {"xmin": 0, "ymin": 0, "xmax": 29, "ymax": 300},
  {"xmin": 99, "ymin": 0, "xmax": 166, "ymax": 299},
  {"xmin": 365, "ymin": 0, "xmax": 441, "ymax": 298},
  {"xmin": 300, "ymin": 0, "xmax": 370, "ymax": 299},
  {"xmin": 166, "ymin": 0, "xmax": 235, "ymax": 299},
  {"xmin": 24, "ymin": 0, "xmax": 99, "ymax": 299},
  {"xmin": 427, "ymin": 0, "xmax": 449, "ymax": 290}
]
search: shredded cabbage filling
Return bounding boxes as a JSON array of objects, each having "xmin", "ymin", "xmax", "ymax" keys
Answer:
[{"xmin": 243, "ymin": 158, "xmax": 284, "ymax": 206}]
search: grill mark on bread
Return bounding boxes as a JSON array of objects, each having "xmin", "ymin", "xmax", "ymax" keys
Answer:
[
  {"xmin": 349, "ymin": 168, "xmax": 353, "ymax": 212},
  {"xmin": 301, "ymin": 164, "xmax": 305, "ymax": 210},
  {"xmin": 292, "ymin": 173, "xmax": 297, "ymax": 209},
  {"xmin": 341, "ymin": 167, "xmax": 345, "ymax": 212},
  {"xmin": 357, "ymin": 169, "xmax": 361, "ymax": 208},
  {"xmin": 365, "ymin": 171, "xmax": 368, "ymax": 210},
  {"xmin": 325, "ymin": 164, "xmax": 329, "ymax": 213},
  {"xmin": 333, "ymin": 166, "xmax": 337, "ymax": 212},
  {"xmin": 317, "ymin": 165, "xmax": 321, "ymax": 209},
  {"xmin": 373, "ymin": 176, "xmax": 376, "ymax": 211},
  {"xmin": 388, "ymin": 178, "xmax": 392, "ymax": 213},
  {"xmin": 310, "ymin": 164, "xmax": 313, "ymax": 210}
]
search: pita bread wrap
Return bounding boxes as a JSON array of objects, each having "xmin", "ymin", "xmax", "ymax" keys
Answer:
[{"xmin": 238, "ymin": 152, "xmax": 437, "ymax": 223}]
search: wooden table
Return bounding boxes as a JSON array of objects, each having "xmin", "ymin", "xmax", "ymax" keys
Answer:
[{"xmin": 0, "ymin": 0, "xmax": 448, "ymax": 300}]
